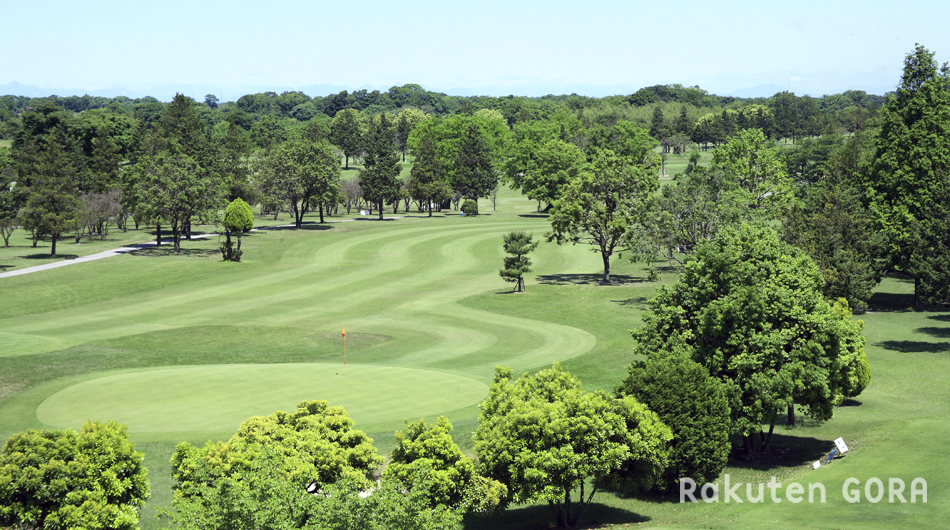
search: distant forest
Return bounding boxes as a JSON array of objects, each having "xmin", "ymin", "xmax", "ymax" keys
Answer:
[{"xmin": 0, "ymin": 83, "xmax": 884, "ymax": 147}]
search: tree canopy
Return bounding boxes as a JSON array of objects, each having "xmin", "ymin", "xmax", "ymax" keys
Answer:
[
  {"xmin": 474, "ymin": 364, "xmax": 671, "ymax": 529},
  {"xmin": 631, "ymin": 224, "xmax": 868, "ymax": 453},
  {"xmin": 0, "ymin": 420, "xmax": 149, "ymax": 530}
]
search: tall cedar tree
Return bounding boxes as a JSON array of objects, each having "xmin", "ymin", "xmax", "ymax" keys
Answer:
[
  {"xmin": 17, "ymin": 131, "xmax": 81, "ymax": 256},
  {"xmin": 359, "ymin": 114, "xmax": 401, "ymax": 220},
  {"xmin": 867, "ymin": 44, "xmax": 950, "ymax": 306},
  {"xmin": 330, "ymin": 109, "xmax": 365, "ymax": 169},
  {"xmin": 451, "ymin": 121, "xmax": 498, "ymax": 200},
  {"xmin": 408, "ymin": 134, "xmax": 452, "ymax": 216}
]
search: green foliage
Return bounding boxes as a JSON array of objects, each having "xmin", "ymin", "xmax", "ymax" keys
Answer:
[
  {"xmin": 0, "ymin": 420, "xmax": 149, "ymax": 530},
  {"xmin": 616, "ymin": 356, "xmax": 731, "ymax": 491},
  {"xmin": 170, "ymin": 400, "xmax": 383, "ymax": 518},
  {"xmin": 383, "ymin": 416, "xmax": 506, "ymax": 513},
  {"xmin": 474, "ymin": 363, "xmax": 671, "ymax": 529},
  {"xmin": 166, "ymin": 451, "xmax": 460, "ymax": 530},
  {"xmin": 129, "ymin": 149, "xmax": 220, "ymax": 253},
  {"xmin": 548, "ymin": 149, "xmax": 659, "ymax": 283},
  {"xmin": 408, "ymin": 134, "xmax": 452, "ymax": 217},
  {"xmin": 329, "ymin": 108, "xmax": 366, "ymax": 169},
  {"xmin": 632, "ymin": 225, "xmax": 867, "ymax": 452},
  {"xmin": 711, "ymin": 128, "xmax": 792, "ymax": 214},
  {"xmin": 222, "ymin": 197, "xmax": 254, "ymax": 233},
  {"xmin": 259, "ymin": 137, "xmax": 341, "ymax": 226},
  {"xmin": 499, "ymin": 230, "xmax": 539, "ymax": 292},
  {"xmin": 460, "ymin": 199, "xmax": 478, "ymax": 216},
  {"xmin": 17, "ymin": 132, "xmax": 81, "ymax": 256},
  {"xmin": 831, "ymin": 298, "xmax": 872, "ymax": 399},
  {"xmin": 359, "ymin": 113, "xmax": 402, "ymax": 219},
  {"xmin": 867, "ymin": 44, "xmax": 950, "ymax": 306},
  {"xmin": 782, "ymin": 177, "xmax": 882, "ymax": 313},
  {"xmin": 627, "ymin": 166, "xmax": 750, "ymax": 269}
]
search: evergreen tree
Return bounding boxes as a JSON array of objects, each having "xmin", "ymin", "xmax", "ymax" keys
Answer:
[
  {"xmin": 408, "ymin": 135, "xmax": 452, "ymax": 216},
  {"xmin": 17, "ymin": 133, "xmax": 81, "ymax": 256},
  {"xmin": 359, "ymin": 114, "xmax": 401, "ymax": 220},
  {"xmin": 450, "ymin": 121, "xmax": 497, "ymax": 200},
  {"xmin": 499, "ymin": 231, "xmax": 539, "ymax": 292},
  {"xmin": 867, "ymin": 44, "xmax": 950, "ymax": 306}
]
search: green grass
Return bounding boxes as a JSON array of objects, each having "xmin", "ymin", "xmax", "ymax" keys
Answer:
[
  {"xmin": 36, "ymin": 363, "xmax": 487, "ymax": 434},
  {"xmin": 1, "ymin": 184, "xmax": 948, "ymax": 529}
]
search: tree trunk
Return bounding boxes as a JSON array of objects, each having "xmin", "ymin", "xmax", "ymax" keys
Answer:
[
  {"xmin": 156, "ymin": 224, "xmax": 161, "ymax": 246},
  {"xmin": 172, "ymin": 224, "xmax": 181, "ymax": 254},
  {"xmin": 344, "ymin": 155, "xmax": 349, "ymax": 169},
  {"xmin": 185, "ymin": 220, "xmax": 191, "ymax": 241},
  {"xmin": 915, "ymin": 276, "xmax": 921, "ymax": 308},
  {"xmin": 50, "ymin": 234, "xmax": 57, "ymax": 256},
  {"xmin": 787, "ymin": 404, "xmax": 795, "ymax": 427},
  {"xmin": 763, "ymin": 416, "xmax": 776, "ymax": 453},
  {"xmin": 319, "ymin": 204, "xmax": 324, "ymax": 223},
  {"xmin": 378, "ymin": 201, "xmax": 384, "ymax": 220},
  {"xmin": 601, "ymin": 252, "xmax": 611, "ymax": 284},
  {"xmin": 225, "ymin": 229, "xmax": 232, "ymax": 261}
]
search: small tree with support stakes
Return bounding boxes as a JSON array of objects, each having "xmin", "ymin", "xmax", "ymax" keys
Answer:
[
  {"xmin": 500, "ymin": 231, "xmax": 538, "ymax": 293},
  {"xmin": 221, "ymin": 198, "xmax": 254, "ymax": 261}
]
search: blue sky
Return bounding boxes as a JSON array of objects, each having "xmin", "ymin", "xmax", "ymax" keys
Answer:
[{"xmin": 2, "ymin": 0, "xmax": 948, "ymax": 100}]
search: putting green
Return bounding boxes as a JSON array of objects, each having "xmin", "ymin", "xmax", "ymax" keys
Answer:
[{"xmin": 36, "ymin": 363, "xmax": 488, "ymax": 433}]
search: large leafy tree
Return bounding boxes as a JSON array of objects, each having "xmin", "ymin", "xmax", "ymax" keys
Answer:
[
  {"xmin": 0, "ymin": 149, "xmax": 24, "ymax": 247},
  {"xmin": 867, "ymin": 44, "xmax": 950, "ymax": 306},
  {"xmin": 259, "ymin": 137, "xmax": 341, "ymax": 227},
  {"xmin": 0, "ymin": 421, "xmax": 149, "ymax": 530},
  {"xmin": 474, "ymin": 364, "xmax": 671, "ymax": 529},
  {"xmin": 711, "ymin": 127, "xmax": 792, "ymax": 214},
  {"xmin": 632, "ymin": 225, "xmax": 867, "ymax": 454},
  {"xmin": 626, "ymin": 166, "xmax": 749, "ymax": 272},
  {"xmin": 359, "ymin": 113, "xmax": 401, "ymax": 220},
  {"xmin": 171, "ymin": 401, "xmax": 383, "ymax": 515},
  {"xmin": 547, "ymin": 150, "xmax": 658, "ymax": 283},
  {"xmin": 129, "ymin": 149, "xmax": 220, "ymax": 253}
]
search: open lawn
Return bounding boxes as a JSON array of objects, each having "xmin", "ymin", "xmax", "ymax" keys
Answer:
[{"xmin": 0, "ymin": 185, "xmax": 947, "ymax": 529}]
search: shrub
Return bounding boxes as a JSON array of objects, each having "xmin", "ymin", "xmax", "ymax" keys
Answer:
[
  {"xmin": 461, "ymin": 199, "xmax": 478, "ymax": 216},
  {"xmin": 616, "ymin": 355, "xmax": 731, "ymax": 492}
]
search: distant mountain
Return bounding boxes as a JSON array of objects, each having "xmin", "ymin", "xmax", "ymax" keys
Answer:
[{"xmin": 727, "ymin": 84, "xmax": 786, "ymax": 98}]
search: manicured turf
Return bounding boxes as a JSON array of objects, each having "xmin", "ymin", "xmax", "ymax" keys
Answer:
[
  {"xmin": 1, "ymin": 184, "xmax": 948, "ymax": 529},
  {"xmin": 36, "ymin": 363, "xmax": 487, "ymax": 433}
]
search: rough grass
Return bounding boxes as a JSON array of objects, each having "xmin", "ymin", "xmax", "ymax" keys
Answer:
[{"xmin": 1, "ymin": 185, "xmax": 947, "ymax": 529}]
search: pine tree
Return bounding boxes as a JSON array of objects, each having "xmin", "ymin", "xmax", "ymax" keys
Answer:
[{"xmin": 499, "ymin": 231, "xmax": 539, "ymax": 292}]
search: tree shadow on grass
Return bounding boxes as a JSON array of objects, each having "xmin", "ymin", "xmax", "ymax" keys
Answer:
[
  {"xmin": 612, "ymin": 296, "xmax": 650, "ymax": 307},
  {"xmin": 867, "ymin": 290, "xmax": 915, "ymax": 312},
  {"xmin": 913, "ymin": 326, "xmax": 950, "ymax": 339},
  {"xmin": 927, "ymin": 314, "xmax": 950, "ymax": 322},
  {"xmin": 876, "ymin": 340, "xmax": 950, "ymax": 353},
  {"xmin": 267, "ymin": 223, "xmax": 335, "ymax": 231},
  {"xmin": 537, "ymin": 274, "xmax": 644, "ymax": 286},
  {"xmin": 0, "ymin": 264, "xmax": 12, "ymax": 270},
  {"xmin": 518, "ymin": 213, "xmax": 549, "ymax": 218},
  {"xmin": 461, "ymin": 502, "xmax": 649, "ymax": 530},
  {"xmin": 724, "ymin": 432, "xmax": 832, "ymax": 471},
  {"xmin": 129, "ymin": 247, "xmax": 218, "ymax": 258},
  {"xmin": 22, "ymin": 253, "xmax": 79, "ymax": 260},
  {"xmin": 840, "ymin": 398, "xmax": 863, "ymax": 407}
]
